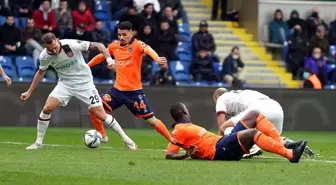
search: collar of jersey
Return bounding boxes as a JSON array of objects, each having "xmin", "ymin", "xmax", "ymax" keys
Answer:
[
  {"xmin": 172, "ymin": 120, "xmax": 190, "ymax": 128},
  {"xmin": 120, "ymin": 37, "xmax": 135, "ymax": 47}
]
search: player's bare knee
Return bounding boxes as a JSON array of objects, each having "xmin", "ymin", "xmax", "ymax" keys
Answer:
[
  {"xmin": 241, "ymin": 110, "xmax": 260, "ymax": 128},
  {"xmin": 42, "ymin": 105, "xmax": 54, "ymax": 114},
  {"xmin": 146, "ymin": 116, "xmax": 157, "ymax": 126}
]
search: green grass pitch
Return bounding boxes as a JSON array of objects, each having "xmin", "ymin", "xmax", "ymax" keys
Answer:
[{"xmin": 0, "ymin": 127, "xmax": 335, "ymax": 185}]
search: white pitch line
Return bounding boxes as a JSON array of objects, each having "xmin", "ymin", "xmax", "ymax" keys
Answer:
[{"xmin": 1, "ymin": 141, "xmax": 336, "ymax": 164}]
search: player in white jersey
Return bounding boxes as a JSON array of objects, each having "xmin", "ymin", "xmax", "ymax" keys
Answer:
[
  {"xmin": 213, "ymin": 88, "xmax": 315, "ymax": 158},
  {"xmin": 20, "ymin": 33, "xmax": 137, "ymax": 150}
]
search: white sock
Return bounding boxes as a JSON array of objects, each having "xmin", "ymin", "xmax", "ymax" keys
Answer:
[
  {"xmin": 35, "ymin": 112, "xmax": 51, "ymax": 145},
  {"xmin": 103, "ymin": 114, "xmax": 132, "ymax": 141}
]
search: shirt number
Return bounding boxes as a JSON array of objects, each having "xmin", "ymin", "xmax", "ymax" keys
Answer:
[{"xmin": 90, "ymin": 95, "xmax": 100, "ymax": 104}]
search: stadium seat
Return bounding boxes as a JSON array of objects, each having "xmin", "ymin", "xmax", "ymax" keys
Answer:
[
  {"xmin": 94, "ymin": 0, "xmax": 108, "ymax": 13},
  {"xmin": 324, "ymin": 84, "xmax": 336, "ymax": 89},
  {"xmin": 0, "ymin": 16, "xmax": 5, "ymax": 25},
  {"xmin": 177, "ymin": 52, "xmax": 192, "ymax": 62},
  {"xmin": 169, "ymin": 61, "xmax": 191, "ymax": 81},
  {"xmin": 94, "ymin": 12, "xmax": 109, "ymax": 21},
  {"xmin": 16, "ymin": 56, "xmax": 36, "ymax": 79},
  {"xmin": 213, "ymin": 62, "xmax": 222, "ymax": 74},
  {"xmin": 109, "ymin": 21, "xmax": 119, "ymax": 33},
  {"xmin": 152, "ymin": 61, "xmax": 160, "ymax": 75},
  {"xmin": 328, "ymin": 64, "xmax": 336, "ymax": 69},
  {"xmin": 329, "ymin": 45, "xmax": 336, "ymax": 63},
  {"xmin": 176, "ymin": 42, "xmax": 192, "ymax": 56},
  {"xmin": 178, "ymin": 23, "xmax": 190, "ymax": 37},
  {"xmin": 100, "ymin": 79, "xmax": 114, "ymax": 84},
  {"xmin": 0, "ymin": 56, "xmax": 14, "ymax": 78},
  {"xmin": 20, "ymin": 17, "xmax": 27, "ymax": 28},
  {"xmin": 14, "ymin": 17, "xmax": 19, "ymax": 27}
]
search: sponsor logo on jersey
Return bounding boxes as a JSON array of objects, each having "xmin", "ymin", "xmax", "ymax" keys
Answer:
[
  {"xmin": 54, "ymin": 60, "xmax": 78, "ymax": 71},
  {"xmin": 115, "ymin": 60, "xmax": 134, "ymax": 66},
  {"xmin": 102, "ymin": 94, "xmax": 112, "ymax": 102}
]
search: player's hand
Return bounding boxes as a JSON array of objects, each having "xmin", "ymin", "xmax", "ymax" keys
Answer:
[
  {"xmin": 186, "ymin": 145, "xmax": 197, "ymax": 157},
  {"xmin": 107, "ymin": 62, "xmax": 116, "ymax": 71},
  {"xmin": 2, "ymin": 75, "xmax": 11, "ymax": 86},
  {"xmin": 156, "ymin": 57, "xmax": 167, "ymax": 65},
  {"xmin": 20, "ymin": 91, "xmax": 31, "ymax": 101}
]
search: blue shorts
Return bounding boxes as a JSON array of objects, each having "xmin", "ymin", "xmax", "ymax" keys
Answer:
[
  {"xmin": 213, "ymin": 133, "xmax": 245, "ymax": 161},
  {"xmin": 101, "ymin": 88, "xmax": 153, "ymax": 119},
  {"xmin": 231, "ymin": 121, "xmax": 248, "ymax": 134}
]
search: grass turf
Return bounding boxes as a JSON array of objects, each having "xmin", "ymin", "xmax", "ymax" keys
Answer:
[{"xmin": 0, "ymin": 127, "xmax": 335, "ymax": 185}]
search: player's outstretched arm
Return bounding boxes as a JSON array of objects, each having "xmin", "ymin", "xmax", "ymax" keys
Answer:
[
  {"xmin": 20, "ymin": 69, "xmax": 46, "ymax": 101},
  {"xmin": 143, "ymin": 46, "xmax": 167, "ymax": 66},
  {"xmin": 89, "ymin": 42, "xmax": 115, "ymax": 70},
  {"xmin": 0, "ymin": 64, "xmax": 11, "ymax": 86},
  {"xmin": 165, "ymin": 146, "xmax": 196, "ymax": 160}
]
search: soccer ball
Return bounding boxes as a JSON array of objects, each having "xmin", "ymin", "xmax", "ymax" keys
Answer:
[{"xmin": 83, "ymin": 130, "xmax": 102, "ymax": 148}]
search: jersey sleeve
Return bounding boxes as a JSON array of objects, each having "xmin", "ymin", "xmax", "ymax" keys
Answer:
[
  {"xmin": 137, "ymin": 40, "xmax": 148, "ymax": 52},
  {"xmin": 216, "ymin": 95, "xmax": 227, "ymax": 115},
  {"xmin": 165, "ymin": 143, "xmax": 180, "ymax": 154},
  {"xmin": 68, "ymin": 39, "xmax": 91, "ymax": 51},
  {"xmin": 171, "ymin": 128, "xmax": 186, "ymax": 145},
  {"xmin": 38, "ymin": 52, "xmax": 51, "ymax": 71}
]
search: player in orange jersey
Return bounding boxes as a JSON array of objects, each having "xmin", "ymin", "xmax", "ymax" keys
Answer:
[
  {"xmin": 87, "ymin": 21, "xmax": 173, "ymax": 149},
  {"xmin": 165, "ymin": 102, "xmax": 307, "ymax": 163}
]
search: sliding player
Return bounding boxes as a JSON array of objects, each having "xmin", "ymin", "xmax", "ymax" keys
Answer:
[
  {"xmin": 20, "ymin": 33, "xmax": 135, "ymax": 150},
  {"xmin": 165, "ymin": 102, "xmax": 307, "ymax": 163},
  {"xmin": 87, "ymin": 21, "xmax": 173, "ymax": 145},
  {"xmin": 213, "ymin": 88, "xmax": 314, "ymax": 158}
]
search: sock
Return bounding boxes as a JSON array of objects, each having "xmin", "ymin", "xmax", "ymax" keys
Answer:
[
  {"xmin": 254, "ymin": 131, "xmax": 293, "ymax": 160},
  {"xmin": 256, "ymin": 113, "xmax": 283, "ymax": 144},
  {"xmin": 103, "ymin": 114, "xmax": 132, "ymax": 142},
  {"xmin": 154, "ymin": 119, "xmax": 172, "ymax": 142},
  {"xmin": 35, "ymin": 112, "xmax": 51, "ymax": 145},
  {"xmin": 89, "ymin": 113, "xmax": 106, "ymax": 137}
]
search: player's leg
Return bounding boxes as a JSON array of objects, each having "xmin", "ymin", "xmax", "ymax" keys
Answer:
[
  {"xmin": 26, "ymin": 84, "xmax": 71, "ymax": 150},
  {"xmin": 75, "ymin": 87, "xmax": 137, "ymax": 150},
  {"xmin": 124, "ymin": 91, "xmax": 172, "ymax": 142},
  {"xmin": 238, "ymin": 129, "xmax": 307, "ymax": 163},
  {"xmin": 231, "ymin": 109, "xmax": 283, "ymax": 144}
]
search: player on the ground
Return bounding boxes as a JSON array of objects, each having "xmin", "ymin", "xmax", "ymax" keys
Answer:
[
  {"xmin": 212, "ymin": 88, "xmax": 315, "ymax": 158},
  {"xmin": 165, "ymin": 102, "xmax": 307, "ymax": 163},
  {"xmin": 87, "ymin": 21, "xmax": 173, "ymax": 144},
  {"xmin": 0, "ymin": 63, "xmax": 12, "ymax": 86},
  {"xmin": 20, "ymin": 33, "xmax": 136, "ymax": 150}
]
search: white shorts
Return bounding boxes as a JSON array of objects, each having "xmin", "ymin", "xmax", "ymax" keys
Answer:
[
  {"xmin": 49, "ymin": 82, "xmax": 103, "ymax": 108},
  {"xmin": 231, "ymin": 99, "xmax": 284, "ymax": 134}
]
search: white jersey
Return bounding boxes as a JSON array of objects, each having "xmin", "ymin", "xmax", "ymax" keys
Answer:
[
  {"xmin": 39, "ymin": 39, "xmax": 93, "ymax": 90},
  {"xmin": 215, "ymin": 90, "xmax": 270, "ymax": 116}
]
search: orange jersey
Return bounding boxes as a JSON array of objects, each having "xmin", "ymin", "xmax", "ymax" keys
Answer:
[
  {"xmin": 166, "ymin": 123, "xmax": 221, "ymax": 160},
  {"xmin": 88, "ymin": 38, "xmax": 159, "ymax": 91}
]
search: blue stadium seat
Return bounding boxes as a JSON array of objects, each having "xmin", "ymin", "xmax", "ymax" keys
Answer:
[
  {"xmin": 178, "ymin": 23, "xmax": 190, "ymax": 36},
  {"xmin": 324, "ymin": 84, "xmax": 336, "ymax": 89},
  {"xmin": 20, "ymin": 17, "xmax": 27, "ymax": 28},
  {"xmin": 109, "ymin": 21, "xmax": 119, "ymax": 33},
  {"xmin": 177, "ymin": 52, "xmax": 192, "ymax": 62},
  {"xmin": 0, "ymin": 56, "xmax": 14, "ymax": 78},
  {"xmin": 0, "ymin": 16, "xmax": 5, "ymax": 25},
  {"xmin": 94, "ymin": 0, "xmax": 108, "ymax": 13},
  {"xmin": 176, "ymin": 42, "xmax": 192, "ymax": 56},
  {"xmin": 213, "ymin": 62, "xmax": 222, "ymax": 74},
  {"xmin": 94, "ymin": 12, "xmax": 109, "ymax": 21},
  {"xmin": 169, "ymin": 61, "xmax": 191, "ymax": 81},
  {"xmin": 14, "ymin": 17, "xmax": 19, "ymax": 27},
  {"xmin": 16, "ymin": 56, "xmax": 36, "ymax": 79},
  {"xmin": 329, "ymin": 45, "xmax": 336, "ymax": 62},
  {"xmin": 100, "ymin": 79, "xmax": 114, "ymax": 84},
  {"xmin": 328, "ymin": 64, "xmax": 336, "ymax": 69},
  {"xmin": 152, "ymin": 61, "xmax": 160, "ymax": 75}
]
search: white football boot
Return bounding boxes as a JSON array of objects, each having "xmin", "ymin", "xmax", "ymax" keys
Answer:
[{"xmin": 26, "ymin": 143, "xmax": 42, "ymax": 150}]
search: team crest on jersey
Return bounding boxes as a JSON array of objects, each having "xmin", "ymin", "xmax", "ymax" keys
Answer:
[
  {"xmin": 102, "ymin": 94, "xmax": 112, "ymax": 102},
  {"xmin": 128, "ymin": 47, "xmax": 132, "ymax": 53},
  {"xmin": 66, "ymin": 51, "xmax": 73, "ymax": 57}
]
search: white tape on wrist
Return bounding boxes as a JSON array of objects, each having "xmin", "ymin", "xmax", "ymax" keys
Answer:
[{"xmin": 106, "ymin": 57, "xmax": 115, "ymax": 64}]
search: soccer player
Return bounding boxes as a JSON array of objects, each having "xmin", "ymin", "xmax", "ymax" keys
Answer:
[
  {"xmin": 20, "ymin": 33, "xmax": 136, "ymax": 150},
  {"xmin": 87, "ymin": 21, "xmax": 173, "ymax": 144},
  {"xmin": 212, "ymin": 88, "xmax": 315, "ymax": 158},
  {"xmin": 0, "ymin": 63, "xmax": 12, "ymax": 86},
  {"xmin": 165, "ymin": 102, "xmax": 307, "ymax": 163}
]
